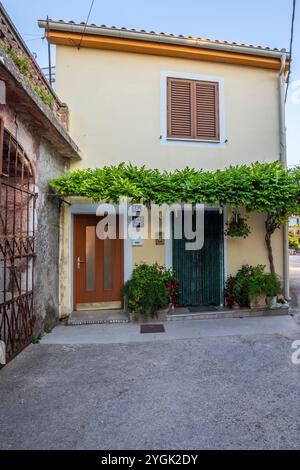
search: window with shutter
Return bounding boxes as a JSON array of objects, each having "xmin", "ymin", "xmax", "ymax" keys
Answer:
[{"xmin": 167, "ymin": 78, "xmax": 220, "ymax": 142}]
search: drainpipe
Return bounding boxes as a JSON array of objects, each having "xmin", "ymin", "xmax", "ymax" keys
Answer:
[{"xmin": 278, "ymin": 53, "xmax": 290, "ymax": 300}]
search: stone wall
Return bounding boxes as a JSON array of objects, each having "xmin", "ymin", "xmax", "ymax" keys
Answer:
[
  {"xmin": 0, "ymin": 5, "xmax": 69, "ymax": 130},
  {"xmin": 34, "ymin": 139, "xmax": 69, "ymax": 333},
  {"xmin": 0, "ymin": 103, "xmax": 70, "ymax": 335}
]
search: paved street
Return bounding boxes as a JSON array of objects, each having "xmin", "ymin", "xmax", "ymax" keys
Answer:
[{"xmin": 0, "ymin": 315, "xmax": 300, "ymax": 450}]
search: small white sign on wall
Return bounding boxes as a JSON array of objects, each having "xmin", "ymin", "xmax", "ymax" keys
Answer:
[
  {"xmin": 132, "ymin": 238, "xmax": 143, "ymax": 247},
  {"xmin": 0, "ymin": 341, "xmax": 6, "ymax": 365},
  {"xmin": 132, "ymin": 217, "xmax": 145, "ymax": 228},
  {"xmin": 130, "ymin": 205, "xmax": 142, "ymax": 213}
]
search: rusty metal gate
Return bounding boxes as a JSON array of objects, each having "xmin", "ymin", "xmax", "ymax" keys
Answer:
[{"xmin": 0, "ymin": 124, "xmax": 37, "ymax": 366}]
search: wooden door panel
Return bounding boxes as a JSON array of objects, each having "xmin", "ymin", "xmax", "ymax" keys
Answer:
[{"xmin": 74, "ymin": 215, "xmax": 123, "ymax": 309}]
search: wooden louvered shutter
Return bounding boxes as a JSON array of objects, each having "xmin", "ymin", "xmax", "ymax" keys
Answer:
[
  {"xmin": 167, "ymin": 78, "xmax": 220, "ymax": 142},
  {"xmin": 195, "ymin": 81, "xmax": 220, "ymax": 141},
  {"xmin": 167, "ymin": 78, "xmax": 193, "ymax": 139}
]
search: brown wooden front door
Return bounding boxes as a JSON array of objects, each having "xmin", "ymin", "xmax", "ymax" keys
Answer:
[{"xmin": 73, "ymin": 215, "xmax": 124, "ymax": 310}]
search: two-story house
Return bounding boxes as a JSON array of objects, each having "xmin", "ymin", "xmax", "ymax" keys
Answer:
[{"xmin": 38, "ymin": 20, "xmax": 289, "ymax": 317}]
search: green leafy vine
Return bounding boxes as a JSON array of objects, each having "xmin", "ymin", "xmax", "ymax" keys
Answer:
[{"xmin": 0, "ymin": 43, "xmax": 54, "ymax": 105}]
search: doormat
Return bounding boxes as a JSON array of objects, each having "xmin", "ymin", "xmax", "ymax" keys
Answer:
[
  {"xmin": 188, "ymin": 306, "xmax": 218, "ymax": 313},
  {"xmin": 140, "ymin": 324, "xmax": 165, "ymax": 334}
]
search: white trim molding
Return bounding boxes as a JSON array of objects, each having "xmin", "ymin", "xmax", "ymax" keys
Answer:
[{"xmin": 160, "ymin": 71, "xmax": 226, "ymax": 148}]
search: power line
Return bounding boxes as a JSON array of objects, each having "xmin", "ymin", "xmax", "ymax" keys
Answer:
[
  {"xmin": 24, "ymin": 37, "xmax": 44, "ymax": 43},
  {"xmin": 78, "ymin": 0, "xmax": 95, "ymax": 50},
  {"xmin": 21, "ymin": 33, "xmax": 42, "ymax": 37},
  {"xmin": 285, "ymin": 0, "xmax": 297, "ymax": 102}
]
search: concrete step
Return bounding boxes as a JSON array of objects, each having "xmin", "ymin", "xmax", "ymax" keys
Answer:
[
  {"xmin": 167, "ymin": 307, "xmax": 290, "ymax": 321},
  {"xmin": 67, "ymin": 309, "xmax": 129, "ymax": 326}
]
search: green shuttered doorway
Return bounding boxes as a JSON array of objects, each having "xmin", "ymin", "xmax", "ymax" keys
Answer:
[{"xmin": 172, "ymin": 210, "xmax": 224, "ymax": 306}]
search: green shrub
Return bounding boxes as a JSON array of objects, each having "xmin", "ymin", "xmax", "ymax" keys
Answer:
[
  {"xmin": 263, "ymin": 273, "xmax": 283, "ymax": 298},
  {"xmin": 224, "ymin": 275, "xmax": 237, "ymax": 307},
  {"xmin": 123, "ymin": 263, "xmax": 174, "ymax": 317},
  {"xmin": 227, "ymin": 265, "xmax": 283, "ymax": 307},
  {"xmin": 0, "ymin": 44, "xmax": 31, "ymax": 76},
  {"xmin": 32, "ymin": 85, "xmax": 54, "ymax": 105},
  {"xmin": 225, "ymin": 212, "xmax": 251, "ymax": 238}
]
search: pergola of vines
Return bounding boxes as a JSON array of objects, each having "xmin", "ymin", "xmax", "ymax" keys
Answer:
[{"xmin": 50, "ymin": 162, "xmax": 300, "ymax": 273}]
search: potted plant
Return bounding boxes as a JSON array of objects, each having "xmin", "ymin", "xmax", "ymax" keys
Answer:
[
  {"xmin": 231, "ymin": 265, "xmax": 265, "ymax": 308},
  {"xmin": 247, "ymin": 266, "xmax": 268, "ymax": 308},
  {"xmin": 264, "ymin": 273, "xmax": 283, "ymax": 307},
  {"xmin": 231, "ymin": 265, "xmax": 256, "ymax": 308},
  {"xmin": 231, "ymin": 264, "xmax": 283, "ymax": 310},
  {"xmin": 225, "ymin": 212, "xmax": 251, "ymax": 239},
  {"xmin": 225, "ymin": 275, "xmax": 238, "ymax": 309},
  {"xmin": 123, "ymin": 263, "xmax": 178, "ymax": 323}
]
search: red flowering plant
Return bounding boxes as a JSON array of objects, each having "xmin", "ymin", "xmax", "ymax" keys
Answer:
[
  {"xmin": 160, "ymin": 267, "xmax": 180, "ymax": 306},
  {"xmin": 166, "ymin": 274, "xmax": 180, "ymax": 306},
  {"xmin": 224, "ymin": 275, "xmax": 237, "ymax": 308},
  {"xmin": 225, "ymin": 266, "xmax": 264, "ymax": 308}
]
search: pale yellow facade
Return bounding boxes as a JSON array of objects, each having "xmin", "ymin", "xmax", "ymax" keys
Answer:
[
  {"xmin": 56, "ymin": 46, "xmax": 280, "ymax": 171},
  {"xmin": 54, "ymin": 44, "xmax": 283, "ymax": 315}
]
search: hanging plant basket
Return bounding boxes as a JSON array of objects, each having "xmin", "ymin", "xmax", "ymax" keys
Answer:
[{"xmin": 225, "ymin": 212, "xmax": 251, "ymax": 239}]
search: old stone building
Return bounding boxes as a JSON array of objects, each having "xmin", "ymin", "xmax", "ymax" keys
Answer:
[{"xmin": 0, "ymin": 4, "xmax": 80, "ymax": 364}]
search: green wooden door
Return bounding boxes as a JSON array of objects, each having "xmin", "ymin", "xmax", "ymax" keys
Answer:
[{"xmin": 173, "ymin": 210, "xmax": 224, "ymax": 306}]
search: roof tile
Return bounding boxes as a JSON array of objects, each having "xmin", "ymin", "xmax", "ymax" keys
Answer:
[{"xmin": 46, "ymin": 19, "xmax": 286, "ymax": 53}]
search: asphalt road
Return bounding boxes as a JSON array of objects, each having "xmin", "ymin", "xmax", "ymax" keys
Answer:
[{"xmin": 0, "ymin": 329, "xmax": 299, "ymax": 450}]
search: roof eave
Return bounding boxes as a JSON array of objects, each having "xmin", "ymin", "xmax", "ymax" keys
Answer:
[
  {"xmin": 0, "ymin": 49, "xmax": 81, "ymax": 160},
  {"xmin": 38, "ymin": 19, "xmax": 289, "ymax": 62}
]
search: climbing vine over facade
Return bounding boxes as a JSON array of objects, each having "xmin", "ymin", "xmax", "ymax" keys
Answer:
[{"xmin": 50, "ymin": 162, "xmax": 300, "ymax": 274}]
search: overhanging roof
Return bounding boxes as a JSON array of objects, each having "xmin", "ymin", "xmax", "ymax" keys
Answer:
[{"xmin": 38, "ymin": 19, "xmax": 290, "ymax": 71}]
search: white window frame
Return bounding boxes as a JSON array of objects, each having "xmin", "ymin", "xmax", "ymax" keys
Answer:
[{"xmin": 160, "ymin": 71, "xmax": 226, "ymax": 148}]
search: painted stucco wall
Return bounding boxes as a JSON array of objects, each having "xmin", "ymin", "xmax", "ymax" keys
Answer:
[
  {"xmin": 226, "ymin": 211, "xmax": 283, "ymax": 278},
  {"xmin": 56, "ymin": 46, "xmax": 280, "ymax": 172},
  {"xmin": 132, "ymin": 240, "xmax": 165, "ymax": 267},
  {"xmin": 54, "ymin": 46, "xmax": 284, "ymax": 312}
]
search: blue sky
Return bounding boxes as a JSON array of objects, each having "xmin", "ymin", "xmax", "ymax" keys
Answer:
[{"xmin": 3, "ymin": 0, "xmax": 299, "ymax": 166}]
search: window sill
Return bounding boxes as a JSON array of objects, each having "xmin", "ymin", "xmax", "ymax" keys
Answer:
[
  {"xmin": 160, "ymin": 136, "xmax": 226, "ymax": 149},
  {"xmin": 166, "ymin": 137, "xmax": 221, "ymax": 144}
]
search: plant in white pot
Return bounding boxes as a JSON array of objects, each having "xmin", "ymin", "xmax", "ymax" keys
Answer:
[
  {"xmin": 231, "ymin": 264, "xmax": 282, "ymax": 310},
  {"xmin": 247, "ymin": 268, "xmax": 282, "ymax": 309}
]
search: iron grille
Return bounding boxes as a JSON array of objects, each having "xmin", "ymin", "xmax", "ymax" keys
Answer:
[{"xmin": 0, "ymin": 127, "xmax": 37, "ymax": 365}]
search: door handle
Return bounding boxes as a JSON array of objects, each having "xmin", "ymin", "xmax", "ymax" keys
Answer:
[{"xmin": 77, "ymin": 257, "xmax": 85, "ymax": 270}]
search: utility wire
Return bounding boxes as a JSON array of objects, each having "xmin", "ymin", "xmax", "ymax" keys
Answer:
[
  {"xmin": 24, "ymin": 37, "xmax": 44, "ymax": 43},
  {"xmin": 21, "ymin": 33, "xmax": 43, "ymax": 37},
  {"xmin": 285, "ymin": 0, "xmax": 297, "ymax": 102},
  {"xmin": 78, "ymin": 0, "xmax": 95, "ymax": 50}
]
